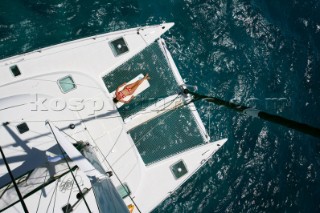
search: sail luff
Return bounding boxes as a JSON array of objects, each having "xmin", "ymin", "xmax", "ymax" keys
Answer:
[{"xmin": 45, "ymin": 121, "xmax": 105, "ymax": 181}]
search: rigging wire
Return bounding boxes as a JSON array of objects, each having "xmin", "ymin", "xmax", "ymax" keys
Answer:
[
  {"xmin": 76, "ymin": 94, "xmax": 183, "ymax": 213},
  {"xmin": 35, "ymin": 170, "xmax": 49, "ymax": 213},
  {"xmin": 61, "ymin": 93, "xmax": 181, "ymax": 213},
  {"xmin": 0, "ymin": 145, "xmax": 29, "ymax": 213},
  {"xmin": 1, "ymin": 92, "xmax": 182, "ymax": 213},
  {"xmin": 184, "ymin": 89, "xmax": 320, "ymax": 139},
  {"xmin": 130, "ymin": 94, "xmax": 183, "ymax": 147},
  {"xmin": 46, "ymin": 122, "xmax": 92, "ymax": 213},
  {"xmin": 51, "ymin": 179, "xmax": 59, "ymax": 213},
  {"xmin": 106, "ymin": 93, "xmax": 182, "ymax": 159},
  {"xmin": 4, "ymin": 99, "xmax": 184, "ymax": 124},
  {"xmin": 61, "ymin": 123, "xmax": 136, "ymax": 212},
  {"xmin": 45, "ymin": 179, "xmax": 58, "ymax": 213},
  {"xmin": 65, "ymin": 173, "xmax": 76, "ymax": 213},
  {"xmin": 61, "ymin": 130, "xmax": 79, "ymax": 143},
  {"xmin": 1, "ymin": 92, "xmax": 183, "ymax": 213},
  {"xmin": 79, "ymin": 117, "xmax": 143, "ymax": 213},
  {"xmin": 0, "ymin": 34, "xmax": 191, "ymax": 213},
  {"xmin": 109, "ymin": 95, "xmax": 183, "ymax": 168}
]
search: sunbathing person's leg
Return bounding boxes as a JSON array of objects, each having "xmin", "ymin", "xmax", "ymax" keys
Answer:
[{"xmin": 125, "ymin": 74, "xmax": 150, "ymax": 95}]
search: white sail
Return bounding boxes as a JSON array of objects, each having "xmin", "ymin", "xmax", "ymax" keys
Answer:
[{"xmin": 46, "ymin": 121, "xmax": 105, "ymax": 181}]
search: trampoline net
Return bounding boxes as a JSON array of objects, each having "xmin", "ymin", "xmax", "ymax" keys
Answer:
[
  {"xmin": 103, "ymin": 42, "xmax": 206, "ymax": 165},
  {"xmin": 129, "ymin": 106, "xmax": 205, "ymax": 165},
  {"xmin": 103, "ymin": 42, "xmax": 179, "ymax": 119}
]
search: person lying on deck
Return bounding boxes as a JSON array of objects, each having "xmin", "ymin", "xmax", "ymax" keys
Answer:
[{"xmin": 113, "ymin": 73, "xmax": 150, "ymax": 104}]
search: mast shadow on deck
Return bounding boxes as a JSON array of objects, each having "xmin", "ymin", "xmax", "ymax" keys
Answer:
[
  {"xmin": 0, "ymin": 108, "xmax": 119, "ymax": 186},
  {"xmin": 1, "ymin": 109, "xmax": 118, "ymax": 148}
]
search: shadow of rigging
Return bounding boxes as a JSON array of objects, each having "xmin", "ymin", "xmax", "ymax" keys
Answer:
[
  {"xmin": 0, "ymin": 111, "xmax": 115, "ymax": 187},
  {"xmin": 0, "ymin": 125, "xmax": 60, "ymax": 187},
  {"xmin": 1, "ymin": 109, "xmax": 118, "ymax": 150}
]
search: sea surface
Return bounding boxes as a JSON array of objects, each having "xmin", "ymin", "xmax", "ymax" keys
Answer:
[{"xmin": 1, "ymin": 0, "xmax": 320, "ymax": 212}]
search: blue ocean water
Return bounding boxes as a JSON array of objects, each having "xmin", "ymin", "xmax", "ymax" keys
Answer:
[{"xmin": 1, "ymin": 0, "xmax": 320, "ymax": 212}]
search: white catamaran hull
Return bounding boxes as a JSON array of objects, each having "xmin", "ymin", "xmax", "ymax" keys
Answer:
[{"xmin": 0, "ymin": 23, "xmax": 227, "ymax": 213}]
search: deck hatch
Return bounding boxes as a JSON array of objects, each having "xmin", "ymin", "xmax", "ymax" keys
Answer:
[
  {"xmin": 58, "ymin": 76, "xmax": 76, "ymax": 93},
  {"xmin": 17, "ymin": 122, "xmax": 29, "ymax": 134},
  {"xmin": 10, "ymin": 65, "xmax": 21, "ymax": 77},
  {"xmin": 170, "ymin": 160, "xmax": 188, "ymax": 179},
  {"xmin": 109, "ymin": 37, "xmax": 129, "ymax": 56}
]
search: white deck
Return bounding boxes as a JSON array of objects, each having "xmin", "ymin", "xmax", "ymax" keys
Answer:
[{"xmin": 0, "ymin": 23, "xmax": 227, "ymax": 213}]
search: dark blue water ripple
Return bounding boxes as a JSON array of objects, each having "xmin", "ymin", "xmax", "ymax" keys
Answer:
[{"xmin": 0, "ymin": 0, "xmax": 319, "ymax": 212}]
